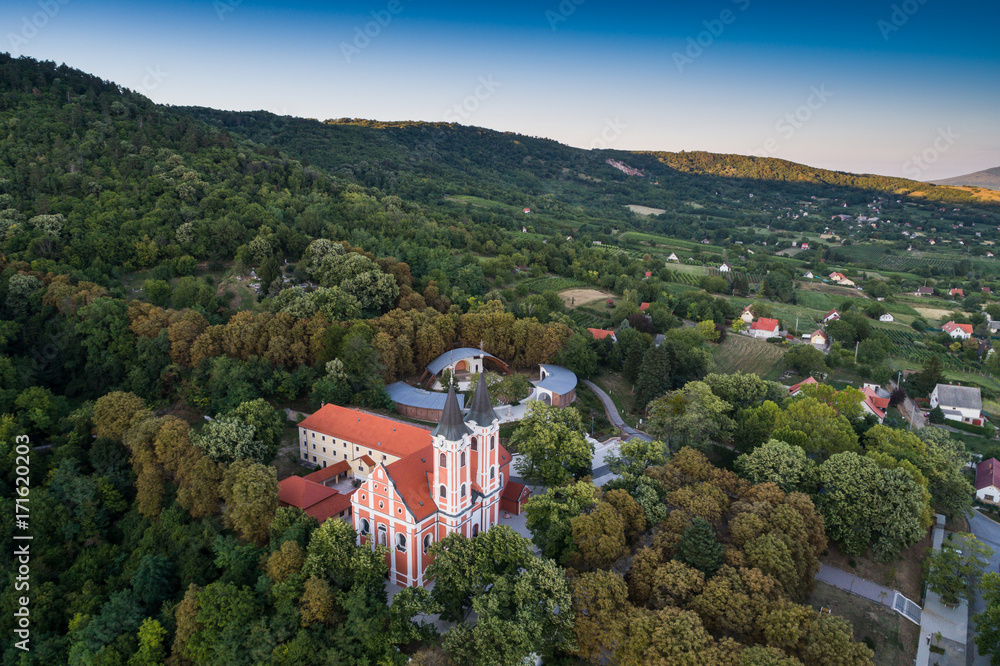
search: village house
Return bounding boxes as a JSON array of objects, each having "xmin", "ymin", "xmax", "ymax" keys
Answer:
[
  {"xmin": 942, "ymin": 321, "xmax": 973, "ymax": 340},
  {"xmin": 749, "ymin": 317, "xmax": 780, "ymax": 339},
  {"xmin": 666, "ymin": 252, "xmax": 679, "ymax": 263},
  {"xmin": 950, "ymin": 288, "xmax": 965, "ymax": 299},
  {"xmin": 788, "ymin": 376, "xmax": 818, "ymax": 396},
  {"xmin": 809, "ymin": 329, "xmax": 828, "ymax": 346},
  {"xmin": 822, "ymin": 309, "xmax": 840, "ymax": 325},
  {"xmin": 915, "ymin": 286, "xmax": 934, "ymax": 297},
  {"xmin": 803, "ymin": 271, "xmax": 814, "ymax": 279},
  {"xmin": 719, "ymin": 262, "xmax": 732, "ymax": 273},
  {"xmin": 930, "ymin": 383, "xmax": 983, "ymax": 425},
  {"xmin": 860, "ymin": 384, "xmax": 890, "ymax": 424},
  {"xmin": 587, "ymin": 328, "xmax": 617, "ymax": 343},
  {"xmin": 976, "ymin": 458, "xmax": 1000, "ymax": 505},
  {"xmin": 879, "ymin": 313, "xmax": 894, "ymax": 323}
]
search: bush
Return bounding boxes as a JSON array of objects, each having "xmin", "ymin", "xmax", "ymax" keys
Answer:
[{"xmin": 947, "ymin": 419, "xmax": 995, "ymax": 438}]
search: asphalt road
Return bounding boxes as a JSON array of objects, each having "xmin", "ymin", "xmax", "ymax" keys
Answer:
[
  {"xmin": 582, "ymin": 379, "xmax": 653, "ymax": 442},
  {"xmin": 968, "ymin": 510, "xmax": 1000, "ymax": 665}
]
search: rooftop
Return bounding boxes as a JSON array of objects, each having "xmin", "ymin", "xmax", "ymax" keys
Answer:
[
  {"xmin": 977, "ymin": 458, "xmax": 1000, "ymax": 491},
  {"xmin": 385, "ymin": 382, "xmax": 466, "ymax": 411},
  {"xmin": 298, "ymin": 404, "xmax": 433, "ymax": 460},
  {"xmin": 934, "ymin": 384, "xmax": 982, "ymax": 411},
  {"xmin": 536, "ymin": 364, "xmax": 578, "ymax": 396},
  {"xmin": 425, "ymin": 347, "xmax": 501, "ymax": 375}
]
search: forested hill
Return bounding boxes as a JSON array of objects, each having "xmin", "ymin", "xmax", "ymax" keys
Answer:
[{"xmin": 636, "ymin": 150, "xmax": 995, "ymax": 205}]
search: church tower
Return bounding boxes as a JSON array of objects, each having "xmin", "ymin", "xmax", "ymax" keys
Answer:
[
  {"xmin": 431, "ymin": 385, "xmax": 473, "ymax": 520},
  {"xmin": 464, "ymin": 373, "xmax": 502, "ymax": 496}
]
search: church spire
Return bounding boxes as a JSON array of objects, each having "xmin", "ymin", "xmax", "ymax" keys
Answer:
[
  {"xmin": 431, "ymin": 384, "xmax": 471, "ymax": 441},
  {"xmin": 465, "ymin": 372, "xmax": 498, "ymax": 427}
]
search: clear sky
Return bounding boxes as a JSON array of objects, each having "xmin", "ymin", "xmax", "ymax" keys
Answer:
[{"xmin": 4, "ymin": 0, "xmax": 998, "ymax": 180}]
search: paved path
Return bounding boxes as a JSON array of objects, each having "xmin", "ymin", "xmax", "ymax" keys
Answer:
[
  {"xmin": 917, "ymin": 515, "xmax": 968, "ymax": 666},
  {"xmin": 968, "ymin": 510, "xmax": 1000, "ymax": 665},
  {"xmin": 582, "ymin": 380, "xmax": 652, "ymax": 442},
  {"xmin": 815, "ymin": 564, "xmax": 898, "ymax": 609}
]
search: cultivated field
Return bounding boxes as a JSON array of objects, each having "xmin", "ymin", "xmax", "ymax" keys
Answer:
[
  {"xmin": 913, "ymin": 307, "xmax": 954, "ymax": 320},
  {"xmin": 711, "ymin": 335, "xmax": 786, "ymax": 378},
  {"xmin": 559, "ymin": 288, "xmax": 614, "ymax": 308},
  {"xmin": 626, "ymin": 204, "xmax": 667, "ymax": 216}
]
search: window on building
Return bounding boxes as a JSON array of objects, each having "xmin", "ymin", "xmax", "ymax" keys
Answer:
[
  {"xmin": 344, "ymin": 453, "xmax": 348, "ymax": 460},
  {"xmin": 323, "ymin": 460, "xmax": 327, "ymax": 468},
  {"xmin": 301, "ymin": 452, "xmax": 307, "ymax": 460},
  {"xmin": 490, "ymin": 466, "xmax": 495, "ymax": 480},
  {"xmin": 396, "ymin": 534, "xmax": 407, "ymax": 552},
  {"xmin": 377, "ymin": 526, "xmax": 387, "ymax": 546},
  {"xmin": 439, "ymin": 485, "xmax": 446, "ymax": 498},
  {"xmin": 378, "ymin": 501, "xmax": 384, "ymax": 509},
  {"xmin": 460, "ymin": 484, "xmax": 466, "ymax": 498},
  {"xmin": 471, "ymin": 437, "xmax": 478, "ymax": 451},
  {"xmin": 358, "ymin": 518, "xmax": 370, "ymax": 535},
  {"xmin": 312, "ymin": 456, "xmax": 316, "ymax": 462},
  {"xmin": 382, "ymin": 454, "xmax": 387, "ymax": 461},
  {"xmin": 490, "ymin": 436, "xmax": 495, "ymax": 450},
  {"xmin": 423, "ymin": 534, "xmax": 432, "ymax": 553},
  {"xmin": 460, "ymin": 452, "xmax": 466, "ymax": 467},
  {"xmin": 322, "ymin": 447, "xmax": 326, "ymax": 453},
  {"xmin": 439, "ymin": 453, "xmax": 447, "ymax": 468},
  {"xmin": 472, "ymin": 524, "xmax": 479, "ymax": 537},
  {"xmin": 312, "ymin": 443, "xmax": 316, "ymax": 450}
]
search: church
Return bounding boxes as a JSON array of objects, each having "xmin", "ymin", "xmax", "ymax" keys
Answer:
[{"xmin": 351, "ymin": 374, "xmax": 513, "ymax": 587}]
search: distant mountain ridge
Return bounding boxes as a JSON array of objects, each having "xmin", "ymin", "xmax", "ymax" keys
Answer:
[{"xmin": 933, "ymin": 166, "xmax": 1000, "ymax": 191}]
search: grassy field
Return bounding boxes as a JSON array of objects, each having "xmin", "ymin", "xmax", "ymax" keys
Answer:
[
  {"xmin": 711, "ymin": 335, "xmax": 786, "ymax": 379},
  {"xmin": 807, "ymin": 582, "xmax": 917, "ymax": 666},
  {"xmin": 593, "ymin": 372, "xmax": 640, "ymax": 425}
]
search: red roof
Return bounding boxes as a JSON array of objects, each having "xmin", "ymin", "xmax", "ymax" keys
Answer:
[
  {"xmin": 788, "ymin": 376, "xmax": 818, "ymax": 395},
  {"xmin": 298, "ymin": 405, "xmax": 432, "ymax": 460},
  {"xmin": 639, "ymin": 302, "xmax": 651, "ymax": 311},
  {"xmin": 588, "ymin": 328, "xmax": 616, "ymax": 341},
  {"xmin": 977, "ymin": 458, "xmax": 1000, "ymax": 491},
  {"xmin": 304, "ymin": 460, "xmax": 351, "ymax": 483},
  {"xmin": 750, "ymin": 318, "xmax": 779, "ymax": 332},
  {"xmin": 950, "ymin": 288, "xmax": 964, "ymax": 297},
  {"xmin": 359, "ymin": 454, "xmax": 376, "ymax": 467},
  {"xmin": 811, "ymin": 329, "xmax": 828, "ymax": 340},
  {"xmin": 307, "ymin": 489, "xmax": 357, "ymax": 522},
  {"xmin": 862, "ymin": 386, "xmax": 889, "ymax": 420},
  {"xmin": 279, "ymin": 475, "xmax": 336, "ymax": 509},
  {"xmin": 917, "ymin": 286, "xmax": 933, "ymax": 294},
  {"xmin": 501, "ymin": 481, "xmax": 528, "ymax": 502},
  {"xmin": 824, "ymin": 309, "xmax": 839, "ymax": 320},
  {"xmin": 943, "ymin": 321, "xmax": 974, "ymax": 335}
]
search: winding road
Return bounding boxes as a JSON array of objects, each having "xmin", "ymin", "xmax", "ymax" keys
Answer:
[{"xmin": 582, "ymin": 379, "xmax": 653, "ymax": 442}]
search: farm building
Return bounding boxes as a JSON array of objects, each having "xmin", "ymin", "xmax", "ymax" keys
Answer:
[
  {"xmin": 719, "ymin": 263, "xmax": 732, "ymax": 272},
  {"xmin": 915, "ymin": 286, "xmax": 934, "ymax": 296},
  {"xmin": 809, "ymin": 330, "xmax": 828, "ymax": 346},
  {"xmin": 879, "ymin": 313, "xmax": 894, "ymax": 323},
  {"xmin": 822, "ymin": 310, "xmax": 840, "ymax": 325},
  {"xmin": 740, "ymin": 305, "xmax": 756, "ymax": 324},
  {"xmin": 950, "ymin": 288, "xmax": 965, "ymax": 298},
  {"xmin": 667, "ymin": 253, "xmax": 679, "ymax": 262},
  {"xmin": 803, "ymin": 271, "xmax": 814, "ymax": 279}
]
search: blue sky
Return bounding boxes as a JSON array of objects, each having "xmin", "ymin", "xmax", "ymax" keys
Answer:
[{"xmin": 4, "ymin": 0, "xmax": 999, "ymax": 180}]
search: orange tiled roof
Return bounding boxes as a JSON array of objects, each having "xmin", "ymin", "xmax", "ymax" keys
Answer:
[
  {"xmin": 279, "ymin": 475, "xmax": 336, "ymax": 509},
  {"xmin": 304, "ymin": 460, "xmax": 351, "ymax": 483},
  {"xmin": 751, "ymin": 318, "xmax": 779, "ymax": 331},
  {"xmin": 298, "ymin": 404, "xmax": 432, "ymax": 460},
  {"xmin": 587, "ymin": 328, "xmax": 616, "ymax": 340},
  {"xmin": 359, "ymin": 454, "xmax": 376, "ymax": 467},
  {"xmin": 306, "ymin": 489, "xmax": 356, "ymax": 522}
]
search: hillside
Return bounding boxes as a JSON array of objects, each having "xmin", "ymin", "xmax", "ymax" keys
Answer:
[
  {"xmin": 934, "ymin": 166, "xmax": 1000, "ymax": 191},
  {"xmin": 636, "ymin": 150, "xmax": 996, "ymax": 205}
]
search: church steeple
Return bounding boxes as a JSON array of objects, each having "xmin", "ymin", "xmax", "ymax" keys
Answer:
[
  {"xmin": 465, "ymin": 372, "xmax": 499, "ymax": 427},
  {"xmin": 432, "ymin": 384, "xmax": 471, "ymax": 441}
]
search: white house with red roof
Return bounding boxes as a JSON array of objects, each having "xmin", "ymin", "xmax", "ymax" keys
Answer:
[
  {"xmin": 950, "ymin": 288, "xmax": 965, "ymax": 298},
  {"xmin": 860, "ymin": 384, "xmax": 890, "ymax": 423},
  {"xmin": 352, "ymin": 377, "xmax": 515, "ymax": 587},
  {"xmin": 976, "ymin": 458, "xmax": 1000, "ymax": 504},
  {"xmin": 749, "ymin": 318, "xmax": 780, "ymax": 339},
  {"xmin": 942, "ymin": 321, "xmax": 973, "ymax": 340},
  {"xmin": 822, "ymin": 309, "xmax": 840, "ymax": 325}
]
